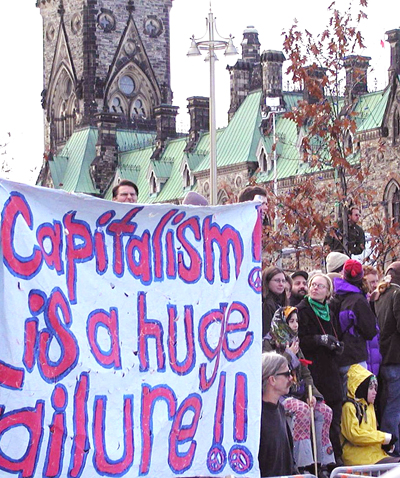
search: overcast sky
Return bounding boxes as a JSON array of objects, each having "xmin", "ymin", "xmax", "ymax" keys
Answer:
[{"xmin": 0, "ymin": 0, "xmax": 396, "ymax": 184}]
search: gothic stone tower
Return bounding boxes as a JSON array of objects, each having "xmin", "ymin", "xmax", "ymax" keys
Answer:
[{"xmin": 37, "ymin": 0, "xmax": 173, "ymax": 159}]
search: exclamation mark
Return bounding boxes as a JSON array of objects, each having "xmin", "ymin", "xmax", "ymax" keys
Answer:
[
  {"xmin": 228, "ymin": 373, "xmax": 253, "ymax": 474},
  {"xmin": 206, "ymin": 372, "xmax": 227, "ymax": 474}
]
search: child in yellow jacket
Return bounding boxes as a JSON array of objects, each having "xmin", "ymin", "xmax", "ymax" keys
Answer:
[{"xmin": 341, "ymin": 364, "xmax": 399, "ymax": 465}]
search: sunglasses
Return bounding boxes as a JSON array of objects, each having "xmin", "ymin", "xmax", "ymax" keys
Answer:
[{"xmin": 275, "ymin": 371, "xmax": 292, "ymax": 378}]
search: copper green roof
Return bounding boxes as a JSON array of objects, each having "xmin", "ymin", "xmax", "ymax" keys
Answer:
[
  {"xmin": 354, "ymin": 87, "xmax": 390, "ymax": 131},
  {"xmin": 195, "ymin": 90, "xmax": 263, "ymax": 171},
  {"xmin": 56, "ymin": 127, "xmax": 99, "ymax": 194},
  {"xmin": 49, "ymin": 127, "xmax": 156, "ymax": 195}
]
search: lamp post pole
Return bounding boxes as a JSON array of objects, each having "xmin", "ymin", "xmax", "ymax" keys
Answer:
[
  {"xmin": 188, "ymin": 9, "xmax": 238, "ymax": 205},
  {"xmin": 208, "ymin": 11, "xmax": 217, "ymax": 205}
]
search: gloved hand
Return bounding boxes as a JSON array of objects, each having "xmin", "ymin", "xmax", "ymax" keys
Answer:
[
  {"xmin": 382, "ymin": 435, "xmax": 398, "ymax": 453},
  {"xmin": 314, "ymin": 334, "xmax": 341, "ymax": 351},
  {"xmin": 334, "ymin": 341, "xmax": 345, "ymax": 356}
]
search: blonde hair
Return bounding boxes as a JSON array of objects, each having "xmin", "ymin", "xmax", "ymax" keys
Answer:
[{"xmin": 308, "ymin": 272, "xmax": 333, "ymax": 299}]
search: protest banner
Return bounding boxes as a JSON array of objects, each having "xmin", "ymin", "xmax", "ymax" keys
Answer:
[{"xmin": 0, "ymin": 179, "xmax": 262, "ymax": 477}]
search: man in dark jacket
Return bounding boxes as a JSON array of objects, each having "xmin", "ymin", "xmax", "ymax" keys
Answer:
[
  {"xmin": 259, "ymin": 352, "xmax": 296, "ymax": 477},
  {"xmin": 324, "ymin": 207, "xmax": 365, "ymax": 256}
]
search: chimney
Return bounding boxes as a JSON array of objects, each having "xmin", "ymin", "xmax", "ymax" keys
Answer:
[
  {"xmin": 91, "ymin": 111, "xmax": 120, "ymax": 194},
  {"xmin": 261, "ymin": 50, "xmax": 286, "ymax": 98},
  {"xmin": 241, "ymin": 26, "xmax": 261, "ymax": 63},
  {"xmin": 184, "ymin": 96, "xmax": 209, "ymax": 153},
  {"xmin": 344, "ymin": 55, "xmax": 370, "ymax": 101},
  {"xmin": 386, "ymin": 29, "xmax": 400, "ymax": 80},
  {"xmin": 151, "ymin": 104, "xmax": 179, "ymax": 160},
  {"xmin": 226, "ymin": 27, "xmax": 262, "ymax": 121},
  {"xmin": 303, "ymin": 65, "xmax": 326, "ymax": 104}
]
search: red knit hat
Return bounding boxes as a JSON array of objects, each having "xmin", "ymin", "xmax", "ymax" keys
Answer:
[{"xmin": 343, "ymin": 259, "xmax": 364, "ymax": 282}]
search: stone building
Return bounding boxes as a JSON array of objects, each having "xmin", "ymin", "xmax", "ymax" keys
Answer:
[{"xmin": 36, "ymin": 1, "xmax": 400, "ymax": 237}]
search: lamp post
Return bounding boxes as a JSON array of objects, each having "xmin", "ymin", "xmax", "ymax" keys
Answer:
[
  {"xmin": 187, "ymin": 8, "xmax": 238, "ymax": 205},
  {"xmin": 265, "ymin": 97, "xmax": 285, "ymax": 266}
]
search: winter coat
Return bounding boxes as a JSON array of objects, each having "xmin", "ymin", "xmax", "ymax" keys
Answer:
[
  {"xmin": 262, "ymin": 292, "xmax": 284, "ymax": 336},
  {"xmin": 297, "ymin": 297, "xmax": 343, "ymax": 403},
  {"xmin": 324, "ymin": 221, "xmax": 365, "ymax": 256},
  {"xmin": 341, "ymin": 364, "xmax": 390, "ymax": 465},
  {"xmin": 331, "ymin": 278, "xmax": 378, "ymax": 368},
  {"xmin": 372, "ymin": 283, "xmax": 400, "ymax": 365}
]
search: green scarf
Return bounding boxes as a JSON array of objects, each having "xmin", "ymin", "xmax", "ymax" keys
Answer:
[{"xmin": 307, "ymin": 296, "xmax": 331, "ymax": 322}]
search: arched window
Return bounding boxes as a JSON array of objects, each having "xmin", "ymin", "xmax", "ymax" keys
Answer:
[
  {"xmin": 150, "ymin": 171, "xmax": 157, "ymax": 195},
  {"xmin": 384, "ymin": 179, "xmax": 400, "ymax": 224},
  {"xmin": 183, "ymin": 164, "xmax": 191, "ymax": 188},
  {"xmin": 259, "ymin": 148, "xmax": 267, "ymax": 172},
  {"xmin": 393, "ymin": 109, "xmax": 400, "ymax": 142},
  {"xmin": 344, "ymin": 130, "xmax": 353, "ymax": 153}
]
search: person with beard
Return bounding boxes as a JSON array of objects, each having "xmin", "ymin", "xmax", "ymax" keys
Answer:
[
  {"xmin": 370, "ymin": 262, "xmax": 400, "ymax": 456},
  {"xmin": 290, "ymin": 271, "xmax": 309, "ymax": 306}
]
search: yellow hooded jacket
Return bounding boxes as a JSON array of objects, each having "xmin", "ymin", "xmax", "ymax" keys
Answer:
[{"xmin": 341, "ymin": 364, "xmax": 391, "ymax": 465}]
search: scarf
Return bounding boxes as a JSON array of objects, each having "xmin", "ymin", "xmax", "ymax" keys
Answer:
[{"xmin": 307, "ymin": 296, "xmax": 330, "ymax": 322}]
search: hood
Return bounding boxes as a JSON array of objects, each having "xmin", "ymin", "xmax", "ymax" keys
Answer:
[
  {"xmin": 270, "ymin": 307, "xmax": 296, "ymax": 345},
  {"xmin": 386, "ymin": 261, "xmax": 400, "ymax": 287},
  {"xmin": 347, "ymin": 364, "xmax": 373, "ymax": 399},
  {"xmin": 334, "ymin": 277, "xmax": 361, "ymax": 295}
]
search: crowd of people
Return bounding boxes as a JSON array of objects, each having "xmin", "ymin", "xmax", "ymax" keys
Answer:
[
  {"xmin": 112, "ymin": 179, "xmax": 400, "ymax": 478},
  {"xmin": 260, "ymin": 257, "xmax": 400, "ymax": 477}
]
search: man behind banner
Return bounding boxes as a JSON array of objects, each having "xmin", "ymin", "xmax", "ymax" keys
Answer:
[{"xmin": 112, "ymin": 179, "xmax": 138, "ymax": 203}]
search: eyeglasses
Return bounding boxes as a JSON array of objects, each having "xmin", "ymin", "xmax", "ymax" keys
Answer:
[
  {"xmin": 271, "ymin": 278, "xmax": 286, "ymax": 284},
  {"xmin": 275, "ymin": 371, "xmax": 292, "ymax": 378},
  {"xmin": 310, "ymin": 283, "xmax": 327, "ymax": 290}
]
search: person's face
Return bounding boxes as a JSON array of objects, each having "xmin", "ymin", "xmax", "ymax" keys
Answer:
[
  {"xmin": 287, "ymin": 313, "xmax": 299, "ymax": 334},
  {"xmin": 113, "ymin": 185, "xmax": 138, "ymax": 203},
  {"xmin": 309, "ymin": 276, "xmax": 329, "ymax": 302},
  {"xmin": 269, "ymin": 272, "xmax": 286, "ymax": 296},
  {"xmin": 367, "ymin": 380, "xmax": 378, "ymax": 404},
  {"xmin": 292, "ymin": 276, "xmax": 308, "ymax": 298},
  {"xmin": 365, "ymin": 273, "xmax": 379, "ymax": 293},
  {"xmin": 272, "ymin": 364, "xmax": 293, "ymax": 396},
  {"xmin": 349, "ymin": 208, "xmax": 361, "ymax": 224}
]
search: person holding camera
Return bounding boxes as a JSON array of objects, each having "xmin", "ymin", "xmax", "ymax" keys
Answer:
[{"xmin": 297, "ymin": 273, "xmax": 344, "ymax": 465}]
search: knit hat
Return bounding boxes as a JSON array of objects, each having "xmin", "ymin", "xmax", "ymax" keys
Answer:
[
  {"xmin": 326, "ymin": 252, "xmax": 349, "ymax": 273},
  {"xmin": 291, "ymin": 270, "xmax": 308, "ymax": 281},
  {"xmin": 183, "ymin": 191, "xmax": 209, "ymax": 206},
  {"xmin": 343, "ymin": 259, "xmax": 364, "ymax": 283},
  {"xmin": 282, "ymin": 306, "xmax": 298, "ymax": 322},
  {"xmin": 385, "ymin": 261, "xmax": 400, "ymax": 287}
]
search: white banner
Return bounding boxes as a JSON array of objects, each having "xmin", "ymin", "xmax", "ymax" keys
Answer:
[{"xmin": 0, "ymin": 179, "xmax": 262, "ymax": 478}]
